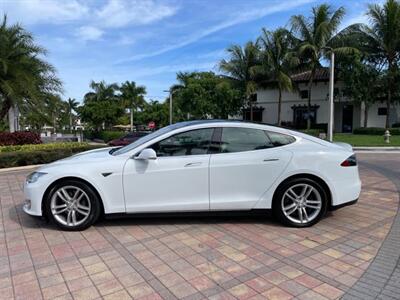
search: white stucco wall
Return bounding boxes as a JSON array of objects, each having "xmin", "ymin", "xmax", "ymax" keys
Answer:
[
  {"xmin": 256, "ymin": 81, "xmax": 345, "ymax": 125},
  {"xmin": 254, "ymin": 81, "xmax": 399, "ymax": 130}
]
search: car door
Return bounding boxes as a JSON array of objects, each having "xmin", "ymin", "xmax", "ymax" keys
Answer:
[
  {"xmin": 209, "ymin": 127, "xmax": 293, "ymax": 210},
  {"xmin": 123, "ymin": 128, "xmax": 215, "ymax": 213}
]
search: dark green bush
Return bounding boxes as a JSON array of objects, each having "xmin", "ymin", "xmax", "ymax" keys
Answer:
[
  {"xmin": 0, "ymin": 144, "xmax": 105, "ymax": 168},
  {"xmin": 353, "ymin": 127, "xmax": 400, "ymax": 135},
  {"xmin": 83, "ymin": 131, "xmax": 125, "ymax": 142}
]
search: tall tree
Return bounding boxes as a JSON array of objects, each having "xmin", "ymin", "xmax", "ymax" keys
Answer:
[
  {"xmin": 66, "ymin": 98, "xmax": 78, "ymax": 131},
  {"xmin": 173, "ymin": 72, "xmax": 242, "ymax": 120},
  {"xmin": 83, "ymin": 80, "xmax": 119, "ymax": 103},
  {"xmin": 290, "ymin": 4, "xmax": 353, "ymax": 129},
  {"xmin": 256, "ymin": 28, "xmax": 298, "ymax": 126},
  {"xmin": 0, "ymin": 15, "xmax": 61, "ymax": 131},
  {"xmin": 350, "ymin": 0, "xmax": 400, "ymax": 128},
  {"xmin": 120, "ymin": 81, "xmax": 146, "ymax": 131},
  {"xmin": 79, "ymin": 81, "xmax": 123, "ymax": 130},
  {"xmin": 140, "ymin": 100, "xmax": 169, "ymax": 128},
  {"xmin": 219, "ymin": 42, "xmax": 260, "ymax": 121}
]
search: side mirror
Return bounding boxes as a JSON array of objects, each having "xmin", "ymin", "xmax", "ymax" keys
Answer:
[{"xmin": 134, "ymin": 148, "xmax": 157, "ymax": 160}]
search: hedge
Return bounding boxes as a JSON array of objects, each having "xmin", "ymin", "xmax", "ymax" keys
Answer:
[
  {"xmin": 0, "ymin": 142, "xmax": 105, "ymax": 169},
  {"xmin": 0, "ymin": 131, "xmax": 41, "ymax": 146},
  {"xmin": 84, "ymin": 131, "xmax": 126, "ymax": 143},
  {"xmin": 353, "ymin": 127, "xmax": 400, "ymax": 135},
  {"xmin": 0, "ymin": 142, "xmax": 94, "ymax": 153}
]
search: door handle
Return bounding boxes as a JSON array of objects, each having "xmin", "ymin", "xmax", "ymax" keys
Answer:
[
  {"xmin": 184, "ymin": 162, "xmax": 202, "ymax": 167},
  {"xmin": 263, "ymin": 158, "xmax": 279, "ymax": 162}
]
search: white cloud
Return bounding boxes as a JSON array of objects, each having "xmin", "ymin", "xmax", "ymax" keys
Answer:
[
  {"xmin": 95, "ymin": 0, "xmax": 177, "ymax": 28},
  {"xmin": 76, "ymin": 26, "xmax": 104, "ymax": 41},
  {"xmin": 1, "ymin": 0, "xmax": 89, "ymax": 25},
  {"xmin": 120, "ymin": 0, "xmax": 316, "ymax": 62}
]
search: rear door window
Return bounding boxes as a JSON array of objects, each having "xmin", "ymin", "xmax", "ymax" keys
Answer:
[{"xmin": 220, "ymin": 127, "xmax": 274, "ymax": 153}]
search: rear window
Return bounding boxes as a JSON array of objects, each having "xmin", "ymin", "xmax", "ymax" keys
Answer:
[{"xmin": 266, "ymin": 131, "xmax": 296, "ymax": 146}]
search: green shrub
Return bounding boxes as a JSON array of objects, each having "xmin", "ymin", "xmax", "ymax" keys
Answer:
[
  {"xmin": 83, "ymin": 131, "xmax": 125, "ymax": 142},
  {"xmin": 0, "ymin": 142, "xmax": 92, "ymax": 153},
  {"xmin": 99, "ymin": 131, "xmax": 125, "ymax": 142},
  {"xmin": 353, "ymin": 127, "xmax": 400, "ymax": 135},
  {"xmin": 0, "ymin": 143, "xmax": 106, "ymax": 168}
]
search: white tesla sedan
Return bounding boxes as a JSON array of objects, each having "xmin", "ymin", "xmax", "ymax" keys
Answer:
[{"xmin": 23, "ymin": 120, "xmax": 361, "ymax": 230}]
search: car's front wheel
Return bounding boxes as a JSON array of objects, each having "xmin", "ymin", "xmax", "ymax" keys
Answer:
[
  {"xmin": 273, "ymin": 178, "xmax": 328, "ymax": 227},
  {"xmin": 44, "ymin": 180, "xmax": 101, "ymax": 231}
]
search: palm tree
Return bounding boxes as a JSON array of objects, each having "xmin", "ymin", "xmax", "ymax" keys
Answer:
[
  {"xmin": 83, "ymin": 81, "xmax": 120, "ymax": 130},
  {"xmin": 256, "ymin": 28, "xmax": 298, "ymax": 126},
  {"xmin": 0, "ymin": 15, "xmax": 61, "ymax": 132},
  {"xmin": 83, "ymin": 81, "xmax": 119, "ymax": 103},
  {"xmin": 66, "ymin": 98, "xmax": 79, "ymax": 131},
  {"xmin": 45, "ymin": 94, "xmax": 64, "ymax": 132},
  {"xmin": 351, "ymin": 0, "xmax": 400, "ymax": 128},
  {"xmin": 219, "ymin": 41, "xmax": 260, "ymax": 121},
  {"xmin": 120, "ymin": 81, "xmax": 146, "ymax": 131},
  {"xmin": 290, "ymin": 4, "xmax": 353, "ymax": 129}
]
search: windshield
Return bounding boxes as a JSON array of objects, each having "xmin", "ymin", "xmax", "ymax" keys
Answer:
[{"xmin": 112, "ymin": 123, "xmax": 185, "ymax": 155}]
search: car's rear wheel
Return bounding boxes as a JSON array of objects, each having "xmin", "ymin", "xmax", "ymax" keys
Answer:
[
  {"xmin": 273, "ymin": 178, "xmax": 328, "ymax": 227},
  {"xmin": 44, "ymin": 180, "xmax": 101, "ymax": 231}
]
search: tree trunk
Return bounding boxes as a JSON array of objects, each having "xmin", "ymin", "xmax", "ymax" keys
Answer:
[
  {"xmin": 69, "ymin": 114, "xmax": 73, "ymax": 132},
  {"xmin": 306, "ymin": 70, "xmax": 315, "ymax": 130},
  {"xmin": 363, "ymin": 102, "xmax": 368, "ymax": 128},
  {"xmin": 0, "ymin": 98, "xmax": 12, "ymax": 125},
  {"xmin": 8, "ymin": 107, "xmax": 15, "ymax": 133},
  {"xmin": 249, "ymin": 100, "xmax": 253, "ymax": 121},
  {"xmin": 277, "ymin": 87, "xmax": 282, "ymax": 126}
]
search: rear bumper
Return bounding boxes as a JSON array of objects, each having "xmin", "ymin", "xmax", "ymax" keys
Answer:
[{"xmin": 330, "ymin": 198, "xmax": 358, "ymax": 211}]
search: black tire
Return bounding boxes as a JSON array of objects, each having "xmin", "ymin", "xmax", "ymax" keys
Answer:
[
  {"xmin": 272, "ymin": 177, "xmax": 328, "ymax": 227},
  {"xmin": 44, "ymin": 179, "xmax": 101, "ymax": 231}
]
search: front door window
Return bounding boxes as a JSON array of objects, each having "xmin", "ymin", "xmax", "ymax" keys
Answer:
[{"xmin": 151, "ymin": 128, "xmax": 214, "ymax": 156}]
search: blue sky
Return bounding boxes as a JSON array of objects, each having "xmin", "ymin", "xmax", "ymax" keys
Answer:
[{"xmin": 1, "ymin": 0, "xmax": 378, "ymax": 102}]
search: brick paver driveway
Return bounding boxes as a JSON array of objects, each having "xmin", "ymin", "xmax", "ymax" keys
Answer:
[{"xmin": 0, "ymin": 154, "xmax": 398, "ymax": 300}]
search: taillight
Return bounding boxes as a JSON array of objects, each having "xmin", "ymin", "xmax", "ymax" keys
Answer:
[{"xmin": 341, "ymin": 155, "xmax": 357, "ymax": 167}]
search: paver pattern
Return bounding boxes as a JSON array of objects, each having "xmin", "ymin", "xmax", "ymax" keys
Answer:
[
  {"xmin": 343, "ymin": 154, "xmax": 400, "ymax": 300},
  {"xmin": 0, "ymin": 157, "xmax": 398, "ymax": 300}
]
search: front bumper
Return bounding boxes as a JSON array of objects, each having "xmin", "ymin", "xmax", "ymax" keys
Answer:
[{"xmin": 23, "ymin": 181, "xmax": 44, "ymax": 216}]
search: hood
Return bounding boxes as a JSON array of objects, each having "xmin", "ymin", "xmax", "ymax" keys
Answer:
[{"xmin": 49, "ymin": 147, "xmax": 115, "ymax": 165}]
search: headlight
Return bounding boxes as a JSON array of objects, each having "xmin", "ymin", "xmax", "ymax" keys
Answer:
[{"xmin": 26, "ymin": 172, "xmax": 47, "ymax": 184}]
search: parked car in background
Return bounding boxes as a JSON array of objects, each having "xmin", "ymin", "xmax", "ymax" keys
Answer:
[
  {"xmin": 23, "ymin": 120, "xmax": 361, "ymax": 230},
  {"xmin": 108, "ymin": 131, "xmax": 149, "ymax": 146}
]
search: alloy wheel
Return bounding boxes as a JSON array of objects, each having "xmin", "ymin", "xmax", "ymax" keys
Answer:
[
  {"xmin": 281, "ymin": 183, "xmax": 322, "ymax": 224},
  {"xmin": 50, "ymin": 186, "xmax": 91, "ymax": 227}
]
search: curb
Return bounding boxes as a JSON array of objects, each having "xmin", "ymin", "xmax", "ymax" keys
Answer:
[
  {"xmin": 353, "ymin": 147, "xmax": 400, "ymax": 150},
  {"xmin": 0, "ymin": 164, "xmax": 42, "ymax": 174}
]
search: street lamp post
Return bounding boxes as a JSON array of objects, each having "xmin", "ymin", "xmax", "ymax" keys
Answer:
[
  {"xmin": 323, "ymin": 47, "xmax": 335, "ymax": 142},
  {"xmin": 328, "ymin": 50, "xmax": 335, "ymax": 142},
  {"xmin": 164, "ymin": 89, "xmax": 175, "ymax": 125}
]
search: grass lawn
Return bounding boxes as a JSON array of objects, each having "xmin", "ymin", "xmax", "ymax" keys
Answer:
[{"xmin": 333, "ymin": 134, "xmax": 400, "ymax": 147}]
